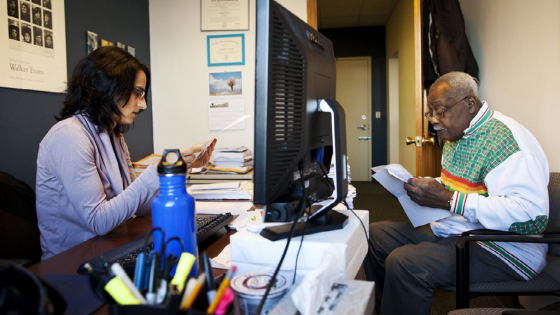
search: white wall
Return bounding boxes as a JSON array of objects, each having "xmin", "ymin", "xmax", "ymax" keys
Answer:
[
  {"xmin": 149, "ymin": 0, "xmax": 306, "ymax": 155},
  {"xmin": 459, "ymin": 0, "xmax": 560, "ymax": 172},
  {"xmin": 459, "ymin": 0, "xmax": 560, "ymax": 308}
]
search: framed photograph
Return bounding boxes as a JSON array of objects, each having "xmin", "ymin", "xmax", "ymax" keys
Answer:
[
  {"xmin": 207, "ymin": 34, "xmax": 245, "ymax": 67},
  {"xmin": 127, "ymin": 46, "xmax": 135, "ymax": 56},
  {"xmin": 201, "ymin": 0, "xmax": 249, "ymax": 31},
  {"xmin": 116, "ymin": 42, "xmax": 125, "ymax": 49}
]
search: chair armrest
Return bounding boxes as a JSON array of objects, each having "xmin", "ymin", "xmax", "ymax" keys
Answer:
[
  {"xmin": 455, "ymin": 234, "xmax": 560, "ymax": 309},
  {"xmin": 461, "ymin": 229, "xmax": 520, "ymax": 236},
  {"xmin": 456, "ymin": 235, "xmax": 560, "ymax": 250}
]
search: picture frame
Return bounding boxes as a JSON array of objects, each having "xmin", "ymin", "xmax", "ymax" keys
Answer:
[
  {"xmin": 207, "ymin": 34, "xmax": 245, "ymax": 67},
  {"xmin": 200, "ymin": 0, "xmax": 249, "ymax": 31}
]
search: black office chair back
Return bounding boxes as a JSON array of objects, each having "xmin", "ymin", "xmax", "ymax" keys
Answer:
[{"xmin": 547, "ymin": 172, "xmax": 560, "ymax": 256}]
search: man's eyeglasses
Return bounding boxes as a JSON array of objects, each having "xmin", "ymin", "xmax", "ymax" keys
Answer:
[
  {"xmin": 424, "ymin": 95, "xmax": 469, "ymax": 120},
  {"xmin": 132, "ymin": 87, "xmax": 145, "ymax": 101}
]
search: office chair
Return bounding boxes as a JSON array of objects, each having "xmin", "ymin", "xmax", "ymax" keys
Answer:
[
  {"xmin": 0, "ymin": 172, "xmax": 42, "ymax": 266},
  {"xmin": 442, "ymin": 172, "xmax": 560, "ymax": 309},
  {"xmin": 447, "ymin": 308, "xmax": 560, "ymax": 315}
]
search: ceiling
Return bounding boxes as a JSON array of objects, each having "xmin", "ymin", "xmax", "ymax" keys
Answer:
[{"xmin": 317, "ymin": 0, "xmax": 400, "ymax": 29}]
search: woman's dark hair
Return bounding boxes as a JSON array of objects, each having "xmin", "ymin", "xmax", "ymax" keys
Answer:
[{"xmin": 58, "ymin": 46, "xmax": 151, "ymax": 135}]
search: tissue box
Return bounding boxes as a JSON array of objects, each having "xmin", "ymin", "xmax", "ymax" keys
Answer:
[{"xmin": 230, "ymin": 210, "xmax": 369, "ymax": 279}]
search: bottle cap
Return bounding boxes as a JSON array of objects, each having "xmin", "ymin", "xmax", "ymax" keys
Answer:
[{"xmin": 157, "ymin": 149, "xmax": 187, "ymax": 175}]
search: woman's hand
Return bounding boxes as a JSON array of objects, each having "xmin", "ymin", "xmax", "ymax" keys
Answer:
[{"xmin": 180, "ymin": 138, "xmax": 217, "ymax": 170}]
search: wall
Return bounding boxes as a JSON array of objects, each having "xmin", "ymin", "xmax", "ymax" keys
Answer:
[
  {"xmin": 385, "ymin": 0, "xmax": 416, "ymax": 173},
  {"xmin": 149, "ymin": 0, "xmax": 306, "ymax": 155},
  {"xmin": 459, "ymin": 0, "xmax": 560, "ymax": 308},
  {"xmin": 319, "ymin": 26, "xmax": 387, "ymax": 168},
  {"xmin": 0, "ymin": 0, "xmax": 153, "ymax": 188},
  {"xmin": 459, "ymin": 0, "xmax": 559, "ymax": 173}
]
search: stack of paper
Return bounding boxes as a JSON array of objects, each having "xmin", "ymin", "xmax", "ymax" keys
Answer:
[
  {"xmin": 187, "ymin": 181, "xmax": 253, "ymax": 200},
  {"xmin": 132, "ymin": 154, "xmax": 161, "ymax": 176},
  {"xmin": 207, "ymin": 147, "xmax": 254, "ymax": 174}
]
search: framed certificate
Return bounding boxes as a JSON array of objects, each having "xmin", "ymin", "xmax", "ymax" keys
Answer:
[
  {"xmin": 207, "ymin": 34, "xmax": 245, "ymax": 67},
  {"xmin": 201, "ymin": 0, "xmax": 249, "ymax": 31}
]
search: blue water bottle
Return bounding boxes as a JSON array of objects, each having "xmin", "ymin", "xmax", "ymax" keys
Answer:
[{"xmin": 152, "ymin": 149, "xmax": 198, "ymax": 277}]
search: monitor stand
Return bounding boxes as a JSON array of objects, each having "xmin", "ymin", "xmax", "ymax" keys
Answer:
[{"xmin": 259, "ymin": 208, "xmax": 349, "ymax": 241}]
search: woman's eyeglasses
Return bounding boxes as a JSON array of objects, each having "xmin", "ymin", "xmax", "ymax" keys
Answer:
[{"xmin": 132, "ymin": 88, "xmax": 145, "ymax": 101}]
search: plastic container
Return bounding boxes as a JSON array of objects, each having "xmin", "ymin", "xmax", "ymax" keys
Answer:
[
  {"xmin": 152, "ymin": 149, "xmax": 198, "ymax": 278},
  {"xmin": 231, "ymin": 272, "xmax": 289, "ymax": 315}
]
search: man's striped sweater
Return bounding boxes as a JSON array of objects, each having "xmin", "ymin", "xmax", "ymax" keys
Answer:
[{"xmin": 430, "ymin": 102, "xmax": 549, "ymax": 280}]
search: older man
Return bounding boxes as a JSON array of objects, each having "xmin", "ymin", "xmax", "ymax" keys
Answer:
[{"xmin": 369, "ymin": 71, "xmax": 549, "ymax": 315}]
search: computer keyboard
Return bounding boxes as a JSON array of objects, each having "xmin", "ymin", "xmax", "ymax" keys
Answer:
[{"xmin": 77, "ymin": 213, "xmax": 234, "ymax": 275}]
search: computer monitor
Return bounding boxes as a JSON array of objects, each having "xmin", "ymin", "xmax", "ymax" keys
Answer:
[{"xmin": 254, "ymin": 0, "xmax": 349, "ymax": 241}]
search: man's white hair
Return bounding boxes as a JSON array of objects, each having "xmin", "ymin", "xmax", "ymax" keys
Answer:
[{"xmin": 430, "ymin": 72, "xmax": 478, "ymax": 98}]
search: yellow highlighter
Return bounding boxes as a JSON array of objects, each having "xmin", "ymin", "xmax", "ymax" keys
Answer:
[
  {"xmin": 171, "ymin": 252, "xmax": 196, "ymax": 292},
  {"xmin": 104, "ymin": 277, "xmax": 141, "ymax": 305}
]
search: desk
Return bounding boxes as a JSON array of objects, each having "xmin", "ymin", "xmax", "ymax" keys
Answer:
[
  {"xmin": 28, "ymin": 215, "xmax": 232, "ymax": 314},
  {"xmin": 28, "ymin": 210, "xmax": 368, "ymax": 314}
]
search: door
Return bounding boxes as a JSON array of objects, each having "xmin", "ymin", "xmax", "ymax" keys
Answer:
[
  {"xmin": 335, "ymin": 57, "xmax": 372, "ymax": 181},
  {"xmin": 412, "ymin": 0, "xmax": 439, "ymax": 177}
]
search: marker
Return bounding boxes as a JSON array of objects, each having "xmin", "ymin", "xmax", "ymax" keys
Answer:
[
  {"xmin": 214, "ymin": 287, "xmax": 234, "ymax": 315},
  {"xmin": 202, "ymin": 252, "xmax": 216, "ymax": 302},
  {"xmin": 109, "ymin": 263, "xmax": 147, "ymax": 304},
  {"xmin": 104, "ymin": 277, "xmax": 141, "ymax": 305},
  {"xmin": 207, "ymin": 266, "xmax": 236, "ymax": 314},
  {"xmin": 171, "ymin": 252, "xmax": 196, "ymax": 292}
]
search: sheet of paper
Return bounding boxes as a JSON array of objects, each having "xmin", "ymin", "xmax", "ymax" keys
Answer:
[
  {"xmin": 195, "ymin": 201, "xmax": 253, "ymax": 215},
  {"xmin": 208, "ymin": 99, "xmax": 246, "ymax": 131},
  {"xmin": 210, "ymin": 244, "xmax": 231, "ymax": 269},
  {"xmin": 372, "ymin": 165, "xmax": 450, "ymax": 227},
  {"xmin": 189, "ymin": 181, "xmax": 240, "ymax": 191}
]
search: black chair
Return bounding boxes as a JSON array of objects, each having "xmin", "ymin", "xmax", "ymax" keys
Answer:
[
  {"xmin": 0, "ymin": 172, "xmax": 42, "ymax": 266},
  {"xmin": 444, "ymin": 172, "xmax": 560, "ymax": 309}
]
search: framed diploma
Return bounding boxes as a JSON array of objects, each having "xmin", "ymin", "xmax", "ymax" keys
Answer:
[
  {"xmin": 201, "ymin": 0, "xmax": 249, "ymax": 31},
  {"xmin": 207, "ymin": 34, "xmax": 245, "ymax": 66}
]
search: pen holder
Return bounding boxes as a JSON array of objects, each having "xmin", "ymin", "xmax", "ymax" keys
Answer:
[{"xmin": 107, "ymin": 279, "xmax": 234, "ymax": 315}]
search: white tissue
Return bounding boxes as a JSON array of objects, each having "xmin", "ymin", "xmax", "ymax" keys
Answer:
[{"xmin": 291, "ymin": 245, "xmax": 345, "ymax": 315}]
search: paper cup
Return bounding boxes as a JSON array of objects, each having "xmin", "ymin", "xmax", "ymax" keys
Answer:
[{"xmin": 231, "ymin": 272, "xmax": 289, "ymax": 315}]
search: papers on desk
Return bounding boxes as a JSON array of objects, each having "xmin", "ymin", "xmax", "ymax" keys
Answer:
[
  {"xmin": 188, "ymin": 181, "xmax": 253, "ymax": 200},
  {"xmin": 195, "ymin": 201, "xmax": 254, "ymax": 230},
  {"xmin": 372, "ymin": 164, "xmax": 450, "ymax": 227}
]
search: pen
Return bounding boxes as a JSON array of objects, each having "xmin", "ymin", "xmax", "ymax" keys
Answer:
[
  {"xmin": 133, "ymin": 252, "xmax": 147, "ymax": 290},
  {"xmin": 109, "ymin": 263, "xmax": 147, "ymax": 304},
  {"xmin": 181, "ymin": 272, "xmax": 206, "ymax": 310},
  {"xmin": 206, "ymin": 266, "xmax": 236, "ymax": 314},
  {"xmin": 179, "ymin": 277, "xmax": 198, "ymax": 309},
  {"xmin": 202, "ymin": 252, "xmax": 216, "ymax": 302},
  {"xmin": 146, "ymin": 251, "xmax": 160, "ymax": 305}
]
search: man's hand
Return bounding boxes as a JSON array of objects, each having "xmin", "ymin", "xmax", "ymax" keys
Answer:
[{"xmin": 404, "ymin": 177, "xmax": 454, "ymax": 210}]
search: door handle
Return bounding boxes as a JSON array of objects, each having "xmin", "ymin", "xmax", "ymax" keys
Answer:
[
  {"xmin": 357, "ymin": 124, "xmax": 368, "ymax": 130},
  {"xmin": 406, "ymin": 136, "xmax": 435, "ymax": 147},
  {"xmin": 358, "ymin": 137, "xmax": 371, "ymax": 141}
]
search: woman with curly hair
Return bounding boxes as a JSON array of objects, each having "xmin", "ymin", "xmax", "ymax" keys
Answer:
[{"xmin": 36, "ymin": 46, "xmax": 216, "ymax": 259}]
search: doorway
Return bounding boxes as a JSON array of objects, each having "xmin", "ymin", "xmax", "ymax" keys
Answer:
[{"xmin": 335, "ymin": 57, "xmax": 372, "ymax": 182}]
